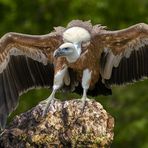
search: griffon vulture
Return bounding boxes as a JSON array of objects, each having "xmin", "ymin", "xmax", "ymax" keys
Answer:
[{"xmin": 0, "ymin": 20, "xmax": 148, "ymax": 129}]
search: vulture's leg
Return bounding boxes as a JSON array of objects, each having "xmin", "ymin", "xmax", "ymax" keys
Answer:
[
  {"xmin": 42, "ymin": 67, "xmax": 67, "ymax": 116},
  {"xmin": 81, "ymin": 69, "xmax": 92, "ymax": 106}
]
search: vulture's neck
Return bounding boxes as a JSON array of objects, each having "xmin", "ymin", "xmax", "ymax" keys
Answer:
[{"xmin": 66, "ymin": 42, "xmax": 81, "ymax": 63}]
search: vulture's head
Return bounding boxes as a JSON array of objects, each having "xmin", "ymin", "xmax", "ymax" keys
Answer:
[
  {"xmin": 54, "ymin": 43, "xmax": 75, "ymax": 58},
  {"xmin": 54, "ymin": 26, "xmax": 91, "ymax": 63}
]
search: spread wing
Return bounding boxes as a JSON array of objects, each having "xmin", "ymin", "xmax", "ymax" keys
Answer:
[
  {"xmin": 0, "ymin": 31, "xmax": 63, "ymax": 129},
  {"xmin": 97, "ymin": 23, "xmax": 148, "ymax": 85}
]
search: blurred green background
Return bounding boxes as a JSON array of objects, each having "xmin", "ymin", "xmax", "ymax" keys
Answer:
[{"xmin": 0, "ymin": 0, "xmax": 148, "ymax": 147}]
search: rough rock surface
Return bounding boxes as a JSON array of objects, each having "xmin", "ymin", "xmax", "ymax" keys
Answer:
[{"xmin": 0, "ymin": 99, "xmax": 114, "ymax": 148}]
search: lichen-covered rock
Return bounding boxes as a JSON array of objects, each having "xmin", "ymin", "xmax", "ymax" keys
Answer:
[{"xmin": 0, "ymin": 99, "xmax": 114, "ymax": 148}]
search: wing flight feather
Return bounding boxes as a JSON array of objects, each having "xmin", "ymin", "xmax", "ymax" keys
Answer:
[
  {"xmin": 0, "ymin": 30, "xmax": 63, "ymax": 129},
  {"xmin": 96, "ymin": 23, "xmax": 148, "ymax": 85}
]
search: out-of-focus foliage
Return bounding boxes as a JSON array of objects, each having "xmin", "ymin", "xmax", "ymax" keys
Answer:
[{"xmin": 0, "ymin": 0, "xmax": 147, "ymax": 147}]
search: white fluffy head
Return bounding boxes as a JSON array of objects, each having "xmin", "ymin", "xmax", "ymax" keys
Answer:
[
  {"xmin": 59, "ymin": 42, "xmax": 75, "ymax": 49},
  {"xmin": 63, "ymin": 27, "xmax": 91, "ymax": 43}
]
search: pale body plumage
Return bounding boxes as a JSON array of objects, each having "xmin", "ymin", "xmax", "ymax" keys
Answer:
[{"xmin": 43, "ymin": 27, "xmax": 93, "ymax": 114}]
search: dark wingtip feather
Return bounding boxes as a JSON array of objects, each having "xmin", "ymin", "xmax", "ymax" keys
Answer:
[
  {"xmin": 0, "ymin": 55, "xmax": 54, "ymax": 129},
  {"xmin": 0, "ymin": 114, "xmax": 7, "ymax": 130},
  {"xmin": 104, "ymin": 45, "xmax": 148, "ymax": 85}
]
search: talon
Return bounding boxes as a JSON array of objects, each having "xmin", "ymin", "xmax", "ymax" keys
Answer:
[
  {"xmin": 81, "ymin": 98, "xmax": 86, "ymax": 110},
  {"xmin": 40, "ymin": 99, "xmax": 48, "ymax": 105},
  {"xmin": 81, "ymin": 97, "xmax": 89, "ymax": 110},
  {"xmin": 42, "ymin": 97, "xmax": 55, "ymax": 117}
]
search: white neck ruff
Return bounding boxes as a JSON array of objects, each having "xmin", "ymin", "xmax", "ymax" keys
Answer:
[{"xmin": 66, "ymin": 42, "xmax": 81, "ymax": 63}]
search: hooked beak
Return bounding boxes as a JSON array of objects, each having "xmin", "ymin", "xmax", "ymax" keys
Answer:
[{"xmin": 53, "ymin": 48, "xmax": 65, "ymax": 58}]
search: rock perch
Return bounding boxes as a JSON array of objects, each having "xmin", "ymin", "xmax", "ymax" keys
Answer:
[{"xmin": 0, "ymin": 99, "xmax": 114, "ymax": 148}]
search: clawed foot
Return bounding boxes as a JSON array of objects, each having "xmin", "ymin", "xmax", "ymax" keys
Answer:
[
  {"xmin": 81, "ymin": 97, "xmax": 90, "ymax": 110},
  {"xmin": 42, "ymin": 97, "xmax": 55, "ymax": 117}
]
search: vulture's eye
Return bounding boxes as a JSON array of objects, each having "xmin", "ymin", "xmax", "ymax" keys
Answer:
[{"xmin": 64, "ymin": 47, "xmax": 69, "ymax": 50}]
